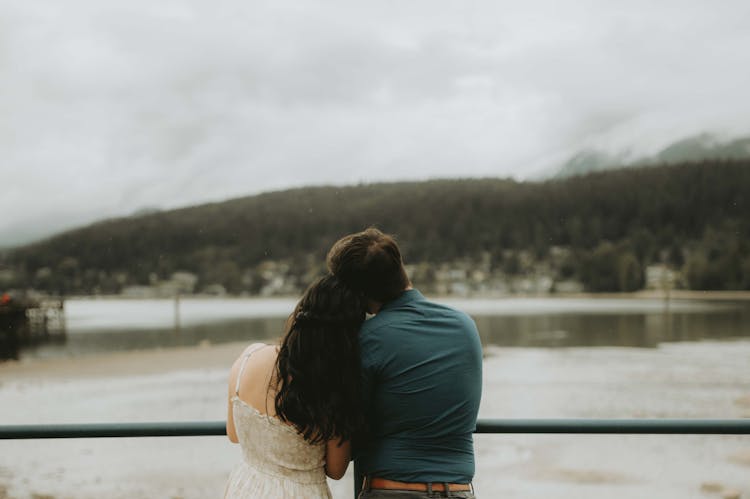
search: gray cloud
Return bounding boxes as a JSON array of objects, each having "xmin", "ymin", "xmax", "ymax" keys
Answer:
[{"xmin": 1, "ymin": 0, "xmax": 749, "ymax": 245}]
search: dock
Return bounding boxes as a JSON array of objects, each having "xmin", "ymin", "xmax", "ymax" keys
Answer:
[{"xmin": 0, "ymin": 292, "xmax": 66, "ymax": 360}]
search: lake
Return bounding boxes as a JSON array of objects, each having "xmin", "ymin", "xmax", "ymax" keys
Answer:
[
  {"xmin": 1, "ymin": 296, "xmax": 749, "ymax": 498},
  {"xmin": 10, "ymin": 295, "xmax": 750, "ymax": 360}
]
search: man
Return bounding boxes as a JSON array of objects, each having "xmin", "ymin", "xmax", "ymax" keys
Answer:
[{"xmin": 327, "ymin": 228, "xmax": 483, "ymax": 499}]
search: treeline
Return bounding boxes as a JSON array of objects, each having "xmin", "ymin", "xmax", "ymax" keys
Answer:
[{"xmin": 2, "ymin": 160, "xmax": 749, "ymax": 295}]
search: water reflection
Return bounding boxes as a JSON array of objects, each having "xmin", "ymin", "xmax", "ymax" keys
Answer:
[
  {"xmin": 1, "ymin": 320, "xmax": 67, "ymax": 361},
  {"xmin": 474, "ymin": 303, "xmax": 750, "ymax": 348},
  {"xmin": 20, "ymin": 317, "xmax": 286, "ymax": 360}
]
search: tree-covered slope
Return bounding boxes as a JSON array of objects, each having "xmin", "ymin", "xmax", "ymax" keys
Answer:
[{"xmin": 3, "ymin": 160, "xmax": 749, "ymax": 294}]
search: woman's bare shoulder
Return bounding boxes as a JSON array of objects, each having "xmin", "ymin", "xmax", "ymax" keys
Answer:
[
  {"xmin": 235, "ymin": 342, "xmax": 280, "ymax": 368},
  {"xmin": 241, "ymin": 342, "xmax": 268, "ymax": 357},
  {"xmin": 230, "ymin": 343, "xmax": 267, "ymax": 371}
]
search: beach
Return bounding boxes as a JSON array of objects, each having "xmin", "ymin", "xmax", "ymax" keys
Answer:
[{"xmin": 1, "ymin": 337, "xmax": 749, "ymax": 499}]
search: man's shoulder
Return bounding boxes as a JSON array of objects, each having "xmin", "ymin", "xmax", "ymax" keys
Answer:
[
  {"xmin": 361, "ymin": 296, "xmax": 476, "ymax": 337},
  {"xmin": 419, "ymin": 298, "xmax": 477, "ymax": 326}
]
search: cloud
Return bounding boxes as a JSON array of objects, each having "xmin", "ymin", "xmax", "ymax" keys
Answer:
[{"xmin": 1, "ymin": 0, "xmax": 749, "ymax": 245}]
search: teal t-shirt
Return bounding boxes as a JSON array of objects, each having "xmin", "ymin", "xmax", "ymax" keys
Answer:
[{"xmin": 356, "ymin": 289, "xmax": 483, "ymax": 483}]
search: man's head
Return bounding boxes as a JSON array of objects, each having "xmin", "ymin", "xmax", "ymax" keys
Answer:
[{"xmin": 326, "ymin": 227, "xmax": 411, "ymax": 309}]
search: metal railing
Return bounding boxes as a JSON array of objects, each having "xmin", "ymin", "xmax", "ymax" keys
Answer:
[
  {"xmin": 3, "ymin": 418, "xmax": 749, "ymax": 497},
  {"xmin": 2, "ymin": 418, "xmax": 750, "ymax": 440}
]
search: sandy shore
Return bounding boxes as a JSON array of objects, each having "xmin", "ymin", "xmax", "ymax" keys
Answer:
[
  {"xmin": 0, "ymin": 340, "xmax": 252, "ymax": 381},
  {"xmin": 2, "ymin": 340, "xmax": 750, "ymax": 499}
]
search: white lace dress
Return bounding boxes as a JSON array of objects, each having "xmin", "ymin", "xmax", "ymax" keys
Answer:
[{"xmin": 224, "ymin": 345, "xmax": 331, "ymax": 499}]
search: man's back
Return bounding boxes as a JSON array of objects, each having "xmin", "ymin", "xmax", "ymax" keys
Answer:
[{"xmin": 357, "ymin": 289, "xmax": 483, "ymax": 483}]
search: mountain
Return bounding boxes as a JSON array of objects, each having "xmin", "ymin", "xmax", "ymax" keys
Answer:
[
  {"xmin": 554, "ymin": 150, "xmax": 632, "ymax": 178},
  {"xmin": 555, "ymin": 133, "xmax": 750, "ymax": 178},
  {"xmin": 2, "ymin": 160, "xmax": 749, "ymax": 294},
  {"xmin": 654, "ymin": 134, "xmax": 750, "ymax": 163}
]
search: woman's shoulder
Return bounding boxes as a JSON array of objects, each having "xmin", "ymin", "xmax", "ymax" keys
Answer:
[
  {"xmin": 230, "ymin": 343, "xmax": 272, "ymax": 371},
  {"xmin": 229, "ymin": 343, "xmax": 278, "ymax": 392},
  {"xmin": 241, "ymin": 342, "xmax": 268, "ymax": 357}
]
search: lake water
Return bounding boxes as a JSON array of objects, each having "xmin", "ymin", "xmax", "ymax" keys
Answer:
[
  {"xmin": 10, "ymin": 296, "xmax": 750, "ymax": 360},
  {"xmin": 1, "ymin": 296, "xmax": 749, "ymax": 499}
]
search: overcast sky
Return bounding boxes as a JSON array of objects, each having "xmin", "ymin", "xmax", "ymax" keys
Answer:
[{"xmin": 1, "ymin": 0, "xmax": 749, "ymax": 246}]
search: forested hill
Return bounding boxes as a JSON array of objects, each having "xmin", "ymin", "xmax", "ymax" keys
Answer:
[{"xmin": 3, "ymin": 160, "xmax": 750, "ymax": 294}]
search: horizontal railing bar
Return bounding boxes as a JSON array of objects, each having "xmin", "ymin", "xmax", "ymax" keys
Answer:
[
  {"xmin": 0, "ymin": 421, "xmax": 226, "ymax": 440},
  {"xmin": 1, "ymin": 419, "xmax": 749, "ymax": 440},
  {"xmin": 474, "ymin": 419, "xmax": 750, "ymax": 434}
]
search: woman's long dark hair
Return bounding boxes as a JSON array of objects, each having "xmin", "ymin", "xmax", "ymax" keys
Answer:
[{"xmin": 274, "ymin": 274, "xmax": 366, "ymax": 444}]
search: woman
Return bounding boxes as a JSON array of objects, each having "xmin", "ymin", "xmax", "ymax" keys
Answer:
[{"xmin": 224, "ymin": 274, "xmax": 366, "ymax": 498}]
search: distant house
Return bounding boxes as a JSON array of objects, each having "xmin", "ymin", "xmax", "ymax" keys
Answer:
[
  {"xmin": 121, "ymin": 285, "xmax": 156, "ymax": 298},
  {"xmin": 645, "ymin": 264, "xmax": 677, "ymax": 290},
  {"xmin": 201, "ymin": 284, "xmax": 227, "ymax": 296},
  {"xmin": 121, "ymin": 271, "xmax": 198, "ymax": 298},
  {"xmin": 553, "ymin": 280, "xmax": 584, "ymax": 294}
]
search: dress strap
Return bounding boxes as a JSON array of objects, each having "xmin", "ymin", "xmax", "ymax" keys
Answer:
[{"xmin": 235, "ymin": 344, "xmax": 267, "ymax": 396}]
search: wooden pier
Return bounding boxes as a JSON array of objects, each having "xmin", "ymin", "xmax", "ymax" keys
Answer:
[{"xmin": 0, "ymin": 293, "xmax": 66, "ymax": 360}]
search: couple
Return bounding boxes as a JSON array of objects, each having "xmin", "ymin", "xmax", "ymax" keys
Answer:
[{"xmin": 224, "ymin": 228, "xmax": 483, "ymax": 498}]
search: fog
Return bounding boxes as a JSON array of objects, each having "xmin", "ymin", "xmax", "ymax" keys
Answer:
[{"xmin": 1, "ymin": 0, "xmax": 749, "ymax": 245}]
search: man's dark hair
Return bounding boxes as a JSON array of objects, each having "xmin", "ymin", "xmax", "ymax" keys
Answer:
[{"xmin": 326, "ymin": 227, "xmax": 410, "ymax": 304}]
